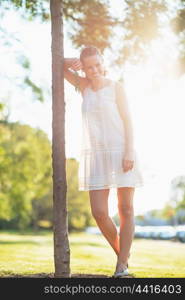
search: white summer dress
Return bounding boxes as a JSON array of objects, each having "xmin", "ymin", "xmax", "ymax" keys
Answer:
[{"xmin": 78, "ymin": 80, "xmax": 144, "ymax": 191}]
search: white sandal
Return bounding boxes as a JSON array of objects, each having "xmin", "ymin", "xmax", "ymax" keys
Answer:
[
  {"xmin": 112, "ymin": 263, "xmax": 129, "ymax": 278},
  {"xmin": 113, "ymin": 267, "xmax": 129, "ymax": 278}
]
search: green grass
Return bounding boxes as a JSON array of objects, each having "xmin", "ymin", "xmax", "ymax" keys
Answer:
[{"xmin": 0, "ymin": 230, "xmax": 185, "ymax": 277}]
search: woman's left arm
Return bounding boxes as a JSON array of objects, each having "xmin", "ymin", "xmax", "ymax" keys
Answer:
[{"xmin": 115, "ymin": 81, "xmax": 135, "ymax": 162}]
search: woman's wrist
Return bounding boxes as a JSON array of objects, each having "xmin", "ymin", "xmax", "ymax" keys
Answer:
[
  {"xmin": 124, "ymin": 147, "xmax": 135, "ymax": 160},
  {"xmin": 64, "ymin": 58, "xmax": 75, "ymax": 70}
]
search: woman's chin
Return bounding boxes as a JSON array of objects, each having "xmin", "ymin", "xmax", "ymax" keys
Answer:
[{"xmin": 92, "ymin": 74, "xmax": 103, "ymax": 79}]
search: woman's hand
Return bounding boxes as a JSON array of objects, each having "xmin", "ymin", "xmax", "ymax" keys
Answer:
[
  {"xmin": 64, "ymin": 58, "xmax": 82, "ymax": 71},
  {"xmin": 122, "ymin": 150, "xmax": 135, "ymax": 172},
  {"xmin": 122, "ymin": 159, "xmax": 134, "ymax": 172},
  {"xmin": 70, "ymin": 58, "xmax": 83, "ymax": 71}
]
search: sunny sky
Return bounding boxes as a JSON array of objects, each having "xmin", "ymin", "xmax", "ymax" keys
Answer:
[{"xmin": 1, "ymin": 2, "xmax": 185, "ymax": 216}]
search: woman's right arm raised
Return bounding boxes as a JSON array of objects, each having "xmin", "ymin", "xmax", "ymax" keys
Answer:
[{"xmin": 64, "ymin": 58, "xmax": 88, "ymax": 93}]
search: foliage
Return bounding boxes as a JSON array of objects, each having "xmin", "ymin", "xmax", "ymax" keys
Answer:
[
  {"xmin": 0, "ymin": 122, "xmax": 94, "ymax": 230},
  {"xmin": 116, "ymin": 0, "xmax": 167, "ymax": 64},
  {"xmin": 1, "ymin": 0, "xmax": 50, "ymax": 21},
  {"xmin": 2, "ymin": 0, "xmax": 185, "ymax": 72},
  {"xmin": 170, "ymin": 0, "xmax": 185, "ymax": 75},
  {"xmin": 0, "ymin": 121, "xmax": 52, "ymax": 229},
  {"xmin": 170, "ymin": 176, "xmax": 185, "ymax": 222},
  {"xmin": 171, "ymin": 0, "xmax": 185, "ymax": 34},
  {"xmin": 63, "ymin": 0, "xmax": 113, "ymax": 52},
  {"xmin": 160, "ymin": 176, "xmax": 185, "ymax": 224}
]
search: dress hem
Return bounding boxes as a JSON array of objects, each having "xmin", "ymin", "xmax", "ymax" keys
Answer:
[{"xmin": 78, "ymin": 182, "xmax": 144, "ymax": 191}]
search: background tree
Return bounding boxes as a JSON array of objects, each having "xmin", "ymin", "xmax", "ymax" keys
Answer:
[
  {"xmin": 0, "ymin": 121, "xmax": 52, "ymax": 229},
  {"xmin": 4, "ymin": 0, "xmax": 185, "ymax": 73},
  {"xmin": 170, "ymin": 0, "xmax": 185, "ymax": 76},
  {"xmin": 0, "ymin": 127, "xmax": 94, "ymax": 231},
  {"xmin": 170, "ymin": 176, "xmax": 185, "ymax": 224},
  {"xmin": 50, "ymin": 0, "xmax": 71, "ymax": 278},
  {"xmin": 114, "ymin": 0, "xmax": 167, "ymax": 65},
  {"xmin": 161, "ymin": 176, "xmax": 185, "ymax": 225}
]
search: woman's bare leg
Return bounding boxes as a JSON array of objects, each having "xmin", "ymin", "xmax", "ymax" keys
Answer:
[
  {"xmin": 116, "ymin": 187, "xmax": 135, "ymax": 272},
  {"xmin": 89, "ymin": 189, "xmax": 120, "ymax": 256}
]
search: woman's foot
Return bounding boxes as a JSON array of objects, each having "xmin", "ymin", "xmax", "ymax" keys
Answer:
[
  {"xmin": 113, "ymin": 261, "xmax": 129, "ymax": 278},
  {"xmin": 113, "ymin": 267, "xmax": 129, "ymax": 278}
]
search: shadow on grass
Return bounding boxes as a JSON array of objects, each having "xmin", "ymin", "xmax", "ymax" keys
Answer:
[
  {"xmin": 0, "ymin": 240, "xmax": 47, "ymax": 245},
  {"xmin": 0, "ymin": 271, "xmax": 135, "ymax": 278},
  {"xmin": 70, "ymin": 241, "xmax": 105, "ymax": 248},
  {"xmin": 0, "ymin": 273, "xmax": 134, "ymax": 278},
  {"xmin": 0, "ymin": 230, "xmax": 52, "ymax": 236}
]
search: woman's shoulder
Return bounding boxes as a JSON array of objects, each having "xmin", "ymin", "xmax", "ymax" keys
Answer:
[
  {"xmin": 114, "ymin": 80, "xmax": 125, "ymax": 87},
  {"xmin": 109, "ymin": 80, "xmax": 125, "ymax": 91},
  {"xmin": 114, "ymin": 81, "xmax": 126, "ymax": 96}
]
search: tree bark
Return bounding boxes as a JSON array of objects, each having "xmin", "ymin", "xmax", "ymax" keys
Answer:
[{"xmin": 50, "ymin": 0, "xmax": 70, "ymax": 277}]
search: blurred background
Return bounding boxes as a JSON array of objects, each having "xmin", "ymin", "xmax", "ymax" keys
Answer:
[{"xmin": 0, "ymin": 0, "xmax": 185, "ymax": 243}]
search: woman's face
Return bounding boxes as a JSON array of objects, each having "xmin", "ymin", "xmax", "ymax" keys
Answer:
[{"xmin": 82, "ymin": 55, "xmax": 105, "ymax": 80}]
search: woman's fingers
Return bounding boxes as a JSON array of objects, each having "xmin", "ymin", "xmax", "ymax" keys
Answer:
[
  {"xmin": 73, "ymin": 64, "xmax": 82, "ymax": 71},
  {"xmin": 71, "ymin": 59, "xmax": 82, "ymax": 71},
  {"xmin": 71, "ymin": 64, "xmax": 82, "ymax": 71}
]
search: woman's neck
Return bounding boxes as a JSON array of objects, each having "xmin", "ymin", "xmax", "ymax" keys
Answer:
[{"xmin": 90, "ymin": 77, "xmax": 110, "ymax": 91}]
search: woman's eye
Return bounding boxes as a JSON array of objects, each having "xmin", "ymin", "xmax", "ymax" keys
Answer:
[{"xmin": 87, "ymin": 64, "xmax": 100, "ymax": 71}]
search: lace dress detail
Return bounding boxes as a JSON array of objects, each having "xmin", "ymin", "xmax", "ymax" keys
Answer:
[{"xmin": 78, "ymin": 81, "xmax": 144, "ymax": 191}]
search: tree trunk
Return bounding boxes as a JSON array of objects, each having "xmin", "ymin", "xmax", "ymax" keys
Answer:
[{"xmin": 50, "ymin": 0, "xmax": 70, "ymax": 277}]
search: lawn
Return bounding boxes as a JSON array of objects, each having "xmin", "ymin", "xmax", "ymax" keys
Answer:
[{"xmin": 0, "ymin": 230, "xmax": 185, "ymax": 278}]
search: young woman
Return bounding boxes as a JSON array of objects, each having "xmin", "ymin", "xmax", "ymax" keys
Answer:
[{"xmin": 64, "ymin": 46, "xmax": 144, "ymax": 277}]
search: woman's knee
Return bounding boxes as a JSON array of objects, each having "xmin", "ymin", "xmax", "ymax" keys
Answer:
[
  {"xmin": 91, "ymin": 208, "xmax": 109, "ymax": 221},
  {"xmin": 118, "ymin": 203, "xmax": 134, "ymax": 218},
  {"xmin": 117, "ymin": 187, "xmax": 135, "ymax": 218},
  {"xmin": 89, "ymin": 189, "xmax": 109, "ymax": 221}
]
